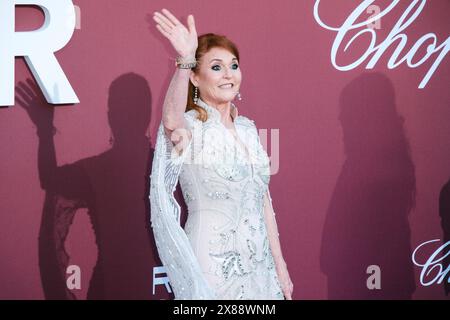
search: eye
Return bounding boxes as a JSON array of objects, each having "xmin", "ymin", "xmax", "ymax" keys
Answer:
[{"xmin": 211, "ymin": 63, "xmax": 240, "ymax": 71}]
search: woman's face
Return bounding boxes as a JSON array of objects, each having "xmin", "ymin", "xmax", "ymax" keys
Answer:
[{"xmin": 191, "ymin": 47, "xmax": 242, "ymax": 105}]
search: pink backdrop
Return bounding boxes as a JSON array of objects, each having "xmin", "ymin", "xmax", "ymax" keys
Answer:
[{"xmin": 0, "ymin": 0, "xmax": 449, "ymax": 299}]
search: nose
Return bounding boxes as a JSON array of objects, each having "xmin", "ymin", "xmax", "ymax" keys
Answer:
[{"xmin": 223, "ymin": 66, "xmax": 232, "ymax": 78}]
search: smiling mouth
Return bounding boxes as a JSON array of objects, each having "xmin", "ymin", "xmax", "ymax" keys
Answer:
[{"xmin": 219, "ymin": 84, "xmax": 234, "ymax": 89}]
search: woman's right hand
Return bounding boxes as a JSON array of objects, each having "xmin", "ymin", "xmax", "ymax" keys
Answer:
[{"xmin": 153, "ymin": 8, "xmax": 198, "ymax": 59}]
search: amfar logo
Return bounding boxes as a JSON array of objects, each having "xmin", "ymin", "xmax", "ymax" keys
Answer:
[
  {"xmin": 412, "ymin": 239, "xmax": 450, "ymax": 287},
  {"xmin": 313, "ymin": 0, "xmax": 450, "ymax": 89},
  {"xmin": 66, "ymin": 265, "xmax": 81, "ymax": 290},
  {"xmin": 0, "ymin": 0, "xmax": 79, "ymax": 106}
]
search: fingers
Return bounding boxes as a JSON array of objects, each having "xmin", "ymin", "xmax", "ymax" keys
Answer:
[
  {"xmin": 18, "ymin": 80, "xmax": 36, "ymax": 99},
  {"xmin": 155, "ymin": 24, "xmax": 172, "ymax": 39},
  {"xmin": 153, "ymin": 13, "xmax": 173, "ymax": 36},
  {"xmin": 281, "ymin": 277, "xmax": 294, "ymax": 300},
  {"xmin": 15, "ymin": 95, "xmax": 27, "ymax": 108},
  {"xmin": 154, "ymin": 10, "xmax": 175, "ymax": 29},
  {"xmin": 26, "ymin": 78, "xmax": 40, "ymax": 95},
  {"xmin": 187, "ymin": 14, "xmax": 197, "ymax": 35},
  {"xmin": 289, "ymin": 279, "xmax": 294, "ymax": 297},
  {"xmin": 16, "ymin": 82, "xmax": 33, "ymax": 105},
  {"xmin": 283, "ymin": 287, "xmax": 293, "ymax": 300},
  {"xmin": 161, "ymin": 8, "xmax": 182, "ymax": 27}
]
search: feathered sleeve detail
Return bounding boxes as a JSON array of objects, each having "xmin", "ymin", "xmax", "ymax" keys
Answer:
[{"xmin": 149, "ymin": 112, "xmax": 216, "ymax": 299}]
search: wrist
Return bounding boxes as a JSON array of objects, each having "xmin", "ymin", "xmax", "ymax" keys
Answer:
[
  {"xmin": 179, "ymin": 53, "xmax": 196, "ymax": 61},
  {"xmin": 175, "ymin": 55, "xmax": 197, "ymax": 69},
  {"xmin": 37, "ymin": 126, "xmax": 56, "ymax": 137}
]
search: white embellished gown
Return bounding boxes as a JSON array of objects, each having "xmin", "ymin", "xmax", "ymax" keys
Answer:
[{"xmin": 150, "ymin": 98, "xmax": 283, "ymax": 300}]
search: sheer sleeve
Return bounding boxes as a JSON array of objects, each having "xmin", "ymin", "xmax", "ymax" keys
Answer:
[{"xmin": 149, "ymin": 112, "xmax": 217, "ymax": 300}]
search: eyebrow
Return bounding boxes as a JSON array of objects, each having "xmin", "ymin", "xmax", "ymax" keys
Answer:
[{"xmin": 209, "ymin": 58, "xmax": 238, "ymax": 63}]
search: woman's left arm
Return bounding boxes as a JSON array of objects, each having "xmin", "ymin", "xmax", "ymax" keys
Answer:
[{"xmin": 263, "ymin": 189, "xmax": 294, "ymax": 300}]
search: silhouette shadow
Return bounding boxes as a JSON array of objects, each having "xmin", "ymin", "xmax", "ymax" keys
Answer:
[
  {"xmin": 320, "ymin": 72, "xmax": 416, "ymax": 299},
  {"xmin": 15, "ymin": 73, "xmax": 157, "ymax": 299},
  {"xmin": 439, "ymin": 178, "xmax": 450, "ymax": 296}
]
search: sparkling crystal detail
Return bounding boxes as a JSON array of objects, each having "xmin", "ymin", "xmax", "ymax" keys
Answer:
[{"xmin": 207, "ymin": 191, "xmax": 230, "ymax": 200}]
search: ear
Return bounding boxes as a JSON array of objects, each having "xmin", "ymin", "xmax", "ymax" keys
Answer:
[{"xmin": 190, "ymin": 72, "xmax": 199, "ymax": 87}]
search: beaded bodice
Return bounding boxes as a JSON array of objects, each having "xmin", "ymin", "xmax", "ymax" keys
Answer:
[{"xmin": 176, "ymin": 98, "xmax": 282, "ymax": 299}]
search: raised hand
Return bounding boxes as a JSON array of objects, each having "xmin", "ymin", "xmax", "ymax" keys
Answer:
[
  {"xmin": 152, "ymin": 8, "xmax": 198, "ymax": 58},
  {"xmin": 15, "ymin": 78, "xmax": 55, "ymax": 134}
]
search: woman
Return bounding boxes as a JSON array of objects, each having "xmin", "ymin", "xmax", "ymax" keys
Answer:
[{"xmin": 150, "ymin": 8, "xmax": 293, "ymax": 300}]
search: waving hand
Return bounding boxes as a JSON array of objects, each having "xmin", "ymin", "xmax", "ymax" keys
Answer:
[{"xmin": 153, "ymin": 8, "xmax": 198, "ymax": 58}]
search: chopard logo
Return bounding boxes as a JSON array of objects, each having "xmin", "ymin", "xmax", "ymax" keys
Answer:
[
  {"xmin": 412, "ymin": 239, "xmax": 450, "ymax": 287},
  {"xmin": 313, "ymin": 0, "xmax": 450, "ymax": 89}
]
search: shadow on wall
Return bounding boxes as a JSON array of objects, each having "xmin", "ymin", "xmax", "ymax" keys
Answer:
[
  {"xmin": 439, "ymin": 179, "xmax": 450, "ymax": 296},
  {"xmin": 15, "ymin": 73, "xmax": 158, "ymax": 299},
  {"xmin": 319, "ymin": 72, "xmax": 417, "ymax": 299}
]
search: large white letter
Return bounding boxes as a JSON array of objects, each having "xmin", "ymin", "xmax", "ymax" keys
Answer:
[{"xmin": 0, "ymin": 0, "xmax": 79, "ymax": 106}]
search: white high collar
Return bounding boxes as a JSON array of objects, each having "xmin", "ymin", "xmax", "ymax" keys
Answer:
[{"xmin": 196, "ymin": 97, "xmax": 239, "ymax": 122}]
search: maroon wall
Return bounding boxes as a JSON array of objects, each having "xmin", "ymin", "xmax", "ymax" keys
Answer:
[{"xmin": 0, "ymin": 0, "xmax": 449, "ymax": 299}]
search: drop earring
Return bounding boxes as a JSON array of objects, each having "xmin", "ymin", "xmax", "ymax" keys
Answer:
[
  {"xmin": 237, "ymin": 92, "xmax": 242, "ymax": 101},
  {"xmin": 194, "ymin": 86, "xmax": 199, "ymax": 104}
]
